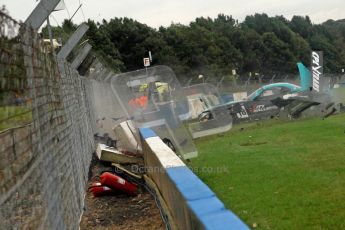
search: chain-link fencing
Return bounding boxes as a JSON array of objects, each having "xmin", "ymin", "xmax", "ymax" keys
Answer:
[{"xmin": 0, "ymin": 8, "xmax": 95, "ymax": 229}]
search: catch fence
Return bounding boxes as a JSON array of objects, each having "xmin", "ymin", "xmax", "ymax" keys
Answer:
[{"xmin": 0, "ymin": 8, "xmax": 95, "ymax": 229}]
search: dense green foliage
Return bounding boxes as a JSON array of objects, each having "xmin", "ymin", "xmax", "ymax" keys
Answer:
[
  {"xmin": 84, "ymin": 14, "xmax": 345, "ymax": 79},
  {"xmin": 43, "ymin": 14, "xmax": 345, "ymax": 80},
  {"xmin": 189, "ymin": 114, "xmax": 345, "ymax": 229}
]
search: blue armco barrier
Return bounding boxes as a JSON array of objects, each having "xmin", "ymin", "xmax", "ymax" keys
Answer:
[
  {"xmin": 140, "ymin": 127, "xmax": 157, "ymax": 139},
  {"xmin": 139, "ymin": 128, "xmax": 249, "ymax": 230}
]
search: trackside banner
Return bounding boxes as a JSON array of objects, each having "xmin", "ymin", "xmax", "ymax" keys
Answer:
[{"xmin": 311, "ymin": 51, "xmax": 323, "ymax": 92}]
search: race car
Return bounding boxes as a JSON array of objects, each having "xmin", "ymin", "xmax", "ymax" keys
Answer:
[{"xmin": 199, "ymin": 62, "xmax": 336, "ymax": 123}]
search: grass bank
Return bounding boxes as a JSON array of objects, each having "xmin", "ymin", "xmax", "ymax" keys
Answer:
[{"xmin": 189, "ymin": 114, "xmax": 345, "ymax": 229}]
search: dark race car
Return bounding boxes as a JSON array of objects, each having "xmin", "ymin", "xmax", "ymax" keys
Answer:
[{"xmin": 199, "ymin": 62, "xmax": 337, "ymax": 124}]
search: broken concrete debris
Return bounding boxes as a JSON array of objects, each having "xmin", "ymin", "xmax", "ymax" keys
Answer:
[{"xmin": 96, "ymin": 143, "xmax": 143, "ymax": 164}]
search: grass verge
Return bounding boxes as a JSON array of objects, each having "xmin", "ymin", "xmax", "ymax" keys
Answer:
[{"xmin": 189, "ymin": 114, "xmax": 345, "ymax": 229}]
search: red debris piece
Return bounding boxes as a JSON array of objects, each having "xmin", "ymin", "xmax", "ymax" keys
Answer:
[{"xmin": 100, "ymin": 172, "xmax": 137, "ymax": 196}]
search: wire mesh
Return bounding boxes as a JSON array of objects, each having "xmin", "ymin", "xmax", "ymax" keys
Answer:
[{"xmin": 0, "ymin": 8, "xmax": 95, "ymax": 229}]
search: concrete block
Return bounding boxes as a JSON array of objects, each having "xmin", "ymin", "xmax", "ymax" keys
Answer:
[
  {"xmin": 139, "ymin": 128, "xmax": 249, "ymax": 230},
  {"xmin": 201, "ymin": 210, "xmax": 249, "ymax": 230},
  {"xmin": 188, "ymin": 197, "xmax": 225, "ymax": 229},
  {"xmin": 96, "ymin": 144, "xmax": 143, "ymax": 164},
  {"xmin": 114, "ymin": 120, "xmax": 142, "ymax": 154}
]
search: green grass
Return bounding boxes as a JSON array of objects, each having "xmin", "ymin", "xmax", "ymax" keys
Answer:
[
  {"xmin": 0, "ymin": 106, "xmax": 32, "ymax": 131},
  {"xmin": 189, "ymin": 114, "xmax": 345, "ymax": 230}
]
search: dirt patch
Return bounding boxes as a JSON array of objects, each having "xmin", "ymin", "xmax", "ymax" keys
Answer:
[
  {"xmin": 80, "ymin": 155, "xmax": 165, "ymax": 230},
  {"xmin": 240, "ymin": 141, "xmax": 267, "ymax": 146}
]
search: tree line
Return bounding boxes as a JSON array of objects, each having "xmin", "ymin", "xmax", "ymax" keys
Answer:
[{"xmin": 45, "ymin": 13, "xmax": 345, "ymax": 80}]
